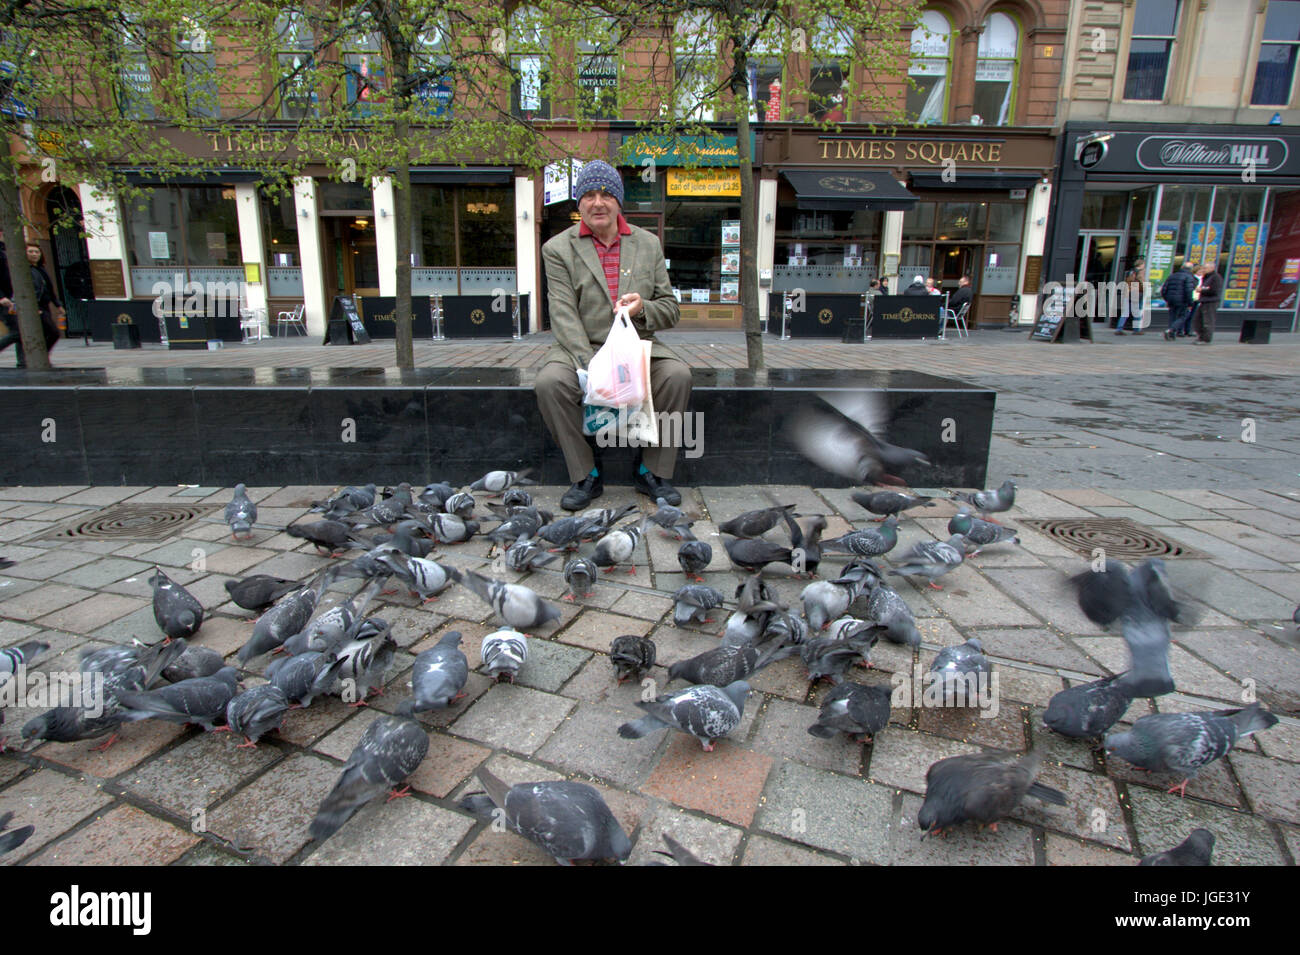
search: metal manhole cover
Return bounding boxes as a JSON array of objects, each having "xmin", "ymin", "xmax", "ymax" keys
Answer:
[
  {"xmin": 1020, "ymin": 518, "xmax": 1209, "ymax": 560},
  {"xmin": 41, "ymin": 504, "xmax": 220, "ymax": 542}
]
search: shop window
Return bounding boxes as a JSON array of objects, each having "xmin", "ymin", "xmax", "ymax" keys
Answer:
[
  {"xmin": 674, "ymin": 11, "xmax": 717, "ymax": 122},
  {"xmin": 902, "ymin": 201, "xmax": 936, "ymax": 240},
  {"xmin": 1252, "ymin": 0, "xmax": 1300, "ymax": 105},
  {"xmin": 1079, "ymin": 192, "xmax": 1128, "ymax": 230},
  {"xmin": 510, "ymin": 4, "xmax": 549, "ymax": 119},
  {"xmin": 973, "ymin": 12, "xmax": 1019, "ymax": 125},
  {"xmin": 576, "ymin": 18, "xmax": 619, "ymax": 120},
  {"xmin": 749, "ymin": 58, "xmax": 784, "ymax": 122},
  {"xmin": 459, "ymin": 187, "xmax": 515, "ymax": 268},
  {"xmin": 1124, "ymin": 0, "xmax": 1181, "ymax": 101},
  {"xmin": 1257, "ymin": 190, "xmax": 1300, "ymax": 307},
  {"xmin": 986, "ymin": 202, "xmax": 1023, "ymax": 242},
  {"xmin": 413, "ymin": 186, "xmax": 457, "ymax": 267},
  {"xmin": 663, "ymin": 199, "xmax": 740, "ymax": 299},
  {"xmin": 116, "ymin": 11, "xmax": 154, "ymax": 120},
  {"xmin": 178, "ymin": 18, "xmax": 219, "ymax": 119},
  {"xmin": 413, "ymin": 26, "xmax": 454, "ymax": 119},
  {"xmin": 908, "ymin": 9, "xmax": 952, "ymax": 124},
  {"xmin": 121, "ymin": 186, "xmax": 240, "ymax": 294},
  {"xmin": 936, "ymin": 202, "xmax": 985, "ymax": 241},
  {"xmin": 275, "ymin": 11, "xmax": 318, "ymax": 120},
  {"xmin": 261, "ymin": 189, "xmax": 303, "ymax": 298},
  {"xmin": 809, "ymin": 14, "xmax": 853, "ymax": 122},
  {"xmin": 343, "ymin": 11, "xmax": 385, "ymax": 116}
]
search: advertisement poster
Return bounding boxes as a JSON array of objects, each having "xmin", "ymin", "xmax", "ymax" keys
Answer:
[
  {"xmin": 1283, "ymin": 258, "xmax": 1300, "ymax": 284},
  {"xmin": 690, "ymin": 288, "xmax": 710, "ymax": 303},
  {"xmin": 721, "ymin": 220, "xmax": 740, "ymax": 245},
  {"xmin": 1146, "ymin": 222, "xmax": 1179, "ymax": 295},
  {"xmin": 1224, "ymin": 222, "xmax": 1261, "ymax": 308},
  {"xmin": 543, "ymin": 161, "xmax": 568, "ymax": 205},
  {"xmin": 720, "ymin": 280, "xmax": 738, "ymax": 302},
  {"xmin": 1188, "ymin": 222, "xmax": 1223, "ymax": 268},
  {"xmin": 148, "ymin": 232, "xmax": 170, "ymax": 260},
  {"xmin": 721, "ymin": 251, "xmax": 740, "ymax": 274}
]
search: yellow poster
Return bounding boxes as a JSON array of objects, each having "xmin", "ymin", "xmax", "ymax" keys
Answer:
[{"xmin": 666, "ymin": 168, "xmax": 742, "ymax": 197}]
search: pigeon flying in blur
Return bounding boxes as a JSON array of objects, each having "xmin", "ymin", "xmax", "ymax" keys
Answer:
[{"xmin": 783, "ymin": 392, "xmax": 929, "ymax": 485}]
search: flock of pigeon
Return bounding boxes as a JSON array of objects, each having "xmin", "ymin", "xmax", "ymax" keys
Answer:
[{"xmin": 0, "ymin": 471, "xmax": 1285, "ymax": 865}]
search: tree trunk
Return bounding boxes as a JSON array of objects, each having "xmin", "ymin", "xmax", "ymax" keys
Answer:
[
  {"xmin": 392, "ymin": 115, "xmax": 414, "ymax": 370},
  {"xmin": 0, "ymin": 133, "xmax": 49, "ymax": 370},
  {"xmin": 730, "ymin": 21, "xmax": 764, "ymax": 370}
]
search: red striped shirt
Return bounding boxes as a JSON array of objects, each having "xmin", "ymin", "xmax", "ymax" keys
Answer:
[{"xmin": 579, "ymin": 213, "xmax": 631, "ymax": 305}]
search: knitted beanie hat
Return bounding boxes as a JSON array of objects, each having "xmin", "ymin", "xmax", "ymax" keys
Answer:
[{"xmin": 573, "ymin": 160, "xmax": 624, "ymax": 206}]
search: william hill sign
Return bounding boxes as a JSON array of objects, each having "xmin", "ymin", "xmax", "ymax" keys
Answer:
[{"xmin": 1137, "ymin": 135, "xmax": 1287, "ymax": 172}]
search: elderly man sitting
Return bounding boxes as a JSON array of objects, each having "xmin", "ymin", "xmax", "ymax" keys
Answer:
[{"xmin": 536, "ymin": 160, "xmax": 691, "ymax": 510}]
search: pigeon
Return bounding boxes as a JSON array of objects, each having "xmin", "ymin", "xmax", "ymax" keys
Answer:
[
  {"xmin": 450, "ymin": 568, "xmax": 562, "ymax": 631},
  {"xmin": 317, "ymin": 544, "xmax": 403, "ymax": 590},
  {"xmin": 718, "ymin": 504, "xmax": 797, "ymax": 539},
  {"xmin": 0, "ymin": 811, "xmax": 33, "ymax": 857},
  {"xmin": 0, "ymin": 558, "xmax": 13, "ymax": 570},
  {"xmin": 852, "ymin": 490, "xmax": 935, "ymax": 520},
  {"xmin": 266, "ymin": 651, "xmax": 345, "ymax": 708},
  {"xmin": 822, "ymin": 517, "xmax": 899, "ymax": 559},
  {"xmin": 1139, "ymin": 829, "xmax": 1216, "ymax": 866},
  {"xmin": 668, "ymin": 642, "xmax": 796, "ymax": 687},
  {"xmin": 470, "ymin": 469, "xmax": 536, "ymax": 494},
  {"xmin": 240, "ymin": 583, "xmax": 322, "ymax": 662},
  {"xmin": 563, "ymin": 557, "xmax": 597, "ymax": 601},
  {"xmin": 309, "ymin": 714, "xmax": 429, "ymax": 841},
  {"xmin": 223, "ymin": 574, "xmax": 300, "ymax": 612},
  {"xmin": 459, "ymin": 767, "xmax": 631, "ymax": 865},
  {"xmin": 784, "ymin": 512, "xmax": 827, "ymax": 576},
  {"xmin": 1263, "ymin": 604, "xmax": 1300, "ymax": 648},
  {"xmin": 331, "ymin": 623, "xmax": 397, "ymax": 703},
  {"xmin": 364, "ymin": 521, "xmax": 435, "ymax": 559},
  {"xmin": 1043, "ymin": 674, "xmax": 1135, "ymax": 739},
  {"xmin": 149, "ymin": 567, "xmax": 204, "ymax": 641},
  {"xmin": 486, "ymin": 511, "xmax": 548, "ymax": 549},
  {"xmin": 1105, "ymin": 704, "xmax": 1278, "ymax": 797},
  {"xmin": 760, "ymin": 608, "xmax": 809, "ymax": 647},
  {"xmin": 397, "ymin": 631, "xmax": 468, "ymax": 712},
  {"xmin": 888, "ymin": 534, "xmax": 967, "ymax": 590},
  {"xmin": 223, "ymin": 683, "xmax": 290, "ymax": 747},
  {"xmin": 802, "ymin": 579, "xmax": 853, "ymax": 633},
  {"xmin": 648, "ymin": 497, "xmax": 696, "ymax": 540},
  {"xmin": 783, "ymin": 393, "xmax": 929, "ymax": 485},
  {"xmin": 481, "ymin": 628, "xmax": 528, "ymax": 683},
  {"xmin": 505, "ymin": 535, "xmax": 560, "ymax": 572},
  {"xmin": 443, "ymin": 491, "xmax": 476, "ymax": 518},
  {"xmin": 800, "ymin": 624, "xmax": 884, "ymax": 684},
  {"xmin": 113, "ymin": 667, "xmax": 241, "ymax": 731},
  {"xmin": 618, "ymin": 681, "xmax": 751, "ymax": 751},
  {"xmin": 225, "ymin": 483, "xmax": 258, "ymax": 539},
  {"xmin": 609, "ymin": 635, "xmax": 656, "ymax": 684},
  {"xmin": 652, "ymin": 833, "xmax": 711, "ymax": 866},
  {"xmin": 947, "ymin": 510, "xmax": 1020, "ymax": 554},
  {"xmin": 677, "ymin": 540, "xmax": 712, "ymax": 581},
  {"xmin": 928, "ymin": 638, "xmax": 992, "ymax": 706},
  {"xmin": 918, "ymin": 749, "xmax": 1066, "ymax": 835},
  {"xmin": 286, "ymin": 519, "xmax": 358, "ymax": 555},
  {"xmin": 862, "ymin": 576, "xmax": 921, "ymax": 647},
  {"xmin": 501, "ymin": 487, "xmax": 533, "ymax": 508},
  {"xmin": 949, "ymin": 480, "xmax": 1016, "ymax": 519},
  {"xmin": 390, "ymin": 554, "xmax": 454, "ymax": 603},
  {"xmin": 723, "ymin": 537, "xmax": 793, "ymax": 574},
  {"xmin": 672, "ymin": 585, "xmax": 725, "ymax": 627},
  {"xmin": 0, "ymin": 640, "xmax": 48, "ymax": 742},
  {"xmin": 282, "ymin": 579, "xmax": 383, "ymax": 658},
  {"xmin": 591, "ymin": 522, "xmax": 644, "ymax": 574},
  {"xmin": 720, "ymin": 576, "xmax": 785, "ymax": 646},
  {"xmin": 808, "ymin": 683, "xmax": 892, "ymax": 741},
  {"xmin": 538, "ymin": 516, "xmax": 600, "ymax": 551},
  {"xmin": 311, "ymin": 484, "xmax": 376, "ymax": 517},
  {"xmin": 417, "ymin": 481, "xmax": 456, "ymax": 509},
  {"xmin": 426, "ymin": 513, "xmax": 479, "ymax": 544},
  {"xmin": 348, "ymin": 483, "xmax": 416, "ymax": 527},
  {"xmin": 161, "ymin": 644, "xmax": 225, "ymax": 683},
  {"xmin": 580, "ymin": 504, "xmax": 638, "ymax": 536}
]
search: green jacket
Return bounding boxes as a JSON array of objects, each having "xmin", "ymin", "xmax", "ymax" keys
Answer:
[{"xmin": 541, "ymin": 221, "xmax": 681, "ymax": 369}]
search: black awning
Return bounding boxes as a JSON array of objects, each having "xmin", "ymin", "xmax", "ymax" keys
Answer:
[
  {"xmin": 409, "ymin": 166, "xmax": 514, "ymax": 184},
  {"xmin": 908, "ymin": 170, "xmax": 1043, "ymax": 191},
  {"xmin": 124, "ymin": 169, "xmax": 263, "ymax": 185},
  {"xmin": 781, "ymin": 169, "xmax": 917, "ymax": 211}
]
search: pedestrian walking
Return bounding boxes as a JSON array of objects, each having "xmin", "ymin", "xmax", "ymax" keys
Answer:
[
  {"xmin": 1161, "ymin": 263, "xmax": 1197, "ymax": 340},
  {"xmin": 1192, "ymin": 263, "xmax": 1222, "ymax": 345}
]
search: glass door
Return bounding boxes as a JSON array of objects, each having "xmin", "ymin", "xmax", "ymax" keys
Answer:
[{"xmin": 1076, "ymin": 231, "xmax": 1123, "ymax": 287}]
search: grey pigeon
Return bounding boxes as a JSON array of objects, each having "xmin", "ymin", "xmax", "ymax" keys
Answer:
[
  {"xmin": 929, "ymin": 638, "xmax": 992, "ymax": 706},
  {"xmin": 286, "ymin": 519, "xmax": 358, "ymax": 555},
  {"xmin": 309, "ymin": 715, "xmax": 429, "ymax": 841},
  {"xmin": 443, "ymin": 491, "xmax": 476, "ymax": 518},
  {"xmin": 949, "ymin": 480, "xmax": 1016, "ymax": 519},
  {"xmin": 800, "ymin": 625, "xmax": 884, "ymax": 684},
  {"xmin": 672, "ymin": 585, "xmax": 725, "ymax": 627},
  {"xmin": 349, "ymin": 483, "xmax": 415, "ymax": 527},
  {"xmin": 802, "ymin": 579, "xmax": 853, "ymax": 632},
  {"xmin": 852, "ymin": 490, "xmax": 935, "ymax": 519},
  {"xmin": 225, "ymin": 483, "xmax": 258, "ymax": 539},
  {"xmin": 538, "ymin": 515, "xmax": 600, "ymax": 550},
  {"xmin": 114, "ymin": 667, "xmax": 240, "ymax": 731},
  {"xmin": 241, "ymin": 583, "xmax": 322, "ymax": 662},
  {"xmin": 618, "ymin": 681, "xmax": 751, "ymax": 751},
  {"xmin": 760, "ymin": 608, "xmax": 809, "ymax": 647},
  {"xmin": 451, "ymin": 568, "xmax": 561, "ymax": 631},
  {"xmin": 918, "ymin": 749, "xmax": 1066, "ymax": 835},
  {"xmin": 333, "ymin": 627, "xmax": 397, "ymax": 703},
  {"xmin": 161, "ymin": 644, "xmax": 225, "ymax": 683},
  {"xmin": 470, "ymin": 469, "xmax": 535, "ymax": 494},
  {"xmin": 282, "ymin": 578, "xmax": 382, "ymax": 658},
  {"xmin": 397, "ymin": 631, "xmax": 468, "ymax": 712},
  {"xmin": 505, "ymin": 535, "xmax": 560, "ymax": 572},
  {"xmin": 718, "ymin": 504, "xmax": 796, "ymax": 539},
  {"xmin": 223, "ymin": 574, "xmax": 300, "ymax": 612},
  {"xmin": 1105, "ymin": 704, "xmax": 1278, "ymax": 797},
  {"xmin": 677, "ymin": 540, "xmax": 712, "ymax": 581},
  {"xmin": 563, "ymin": 557, "xmax": 598, "ymax": 601},
  {"xmin": 481, "ymin": 628, "xmax": 528, "ymax": 683},
  {"xmin": 486, "ymin": 510, "xmax": 547, "ymax": 549},
  {"xmin": 648, "ymin": 497, "xmax": 696, "ymax": 540},
  {"xmin": 591, "ymin": 522, "xmax": 645, "ymax": 573},
  {"xmin": 668, "ymin": 643, "xmax": 796, "ymax": 688},
  {"xmin": 580, "ymin": 504, "xmax": 638, "ymax": 536},
  {"xmin": 808, "ymin": 683, "xmax": 892, "ymax": 741},
  {"xmin": 1, "ymin": 640, "xmax": 48, "ymax": 740},
  {"xmin": 501, "ymin": 487, "xmax": 533, "ymax": 508},
  {"xmin": 721, "ymin": 576, "xmax": 784, "ymax": 645},
  {"xmin": 862, "ymin": 575, "xmax": 921, "ymax": 647},
  {"xmin": 427, "ymin": 512, "xmax": 479, "ymax": 544},
  {"xmin": 784, "ymin": 512, "xmax": 827, "ymax": 576},
  {"xmin": 150, "ymin": 567, "xmax": 204, "ymax": 640},
  {"xmin": 723, "ymin": 537, "xmax": 793, "ymax": 574},
  {"xmin": 459, "ymin": 767, "xmax": 631, "ymax": 865},
  {"xmin": 652, "ymin": 833, "xmax": 711, "ymax": 866},
  {"xmin": 311, "ymin": 484, "xmax": 376, "ymax": 517},
  {"xmin": 887, "ymin": 534, "xmax": 967, "ymax": 590},
  {"xmin": 822, "ymin": 517, "xmax": 899, "ymax": 559},
  {"xmin": 223, "ymin": 683, "xmax": 289, "ymax": 747},
  {"xmin": 948, "ymin": 510, "xmax": 1020, "ymax": 553},
  {"xmin": 391, "ymin": 555, "xmax": 454, "ymax": 603},
  {"xmin": 0, "ymin": 811, "xmax": 33, "ymax": 857},
  {"xmin": 418, "ymin": 482, "xmax": 456, "ymax": 509},
  {"xmin": 1139, "ymin": 829, "xmax": 1215, "ymax": 866},
  {"xmin": 783, "ymin": 393, "xmax": 929, "ymax": 485},
  {"xmin": 1043, "ymin": 674, "xmax": 1134, "ymax": 739},
  {"xmin": 609, "ymin": 635, "xmax": 656, "ymax": 684},
  {"xmin": 266, "ymin": 651, "xmax": 345, "ymax": 708},
  {"xmin": 364, "ymin": 521, "xmax": 434, "ymax": 558}
]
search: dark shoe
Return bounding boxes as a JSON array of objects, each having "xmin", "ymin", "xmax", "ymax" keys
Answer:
[
  {"xmin": 1114, "ymin": 330, "xmax": 1126, "ymax": 336},
  {"xmin": 633, "ymin": 468, "xmax": 681, "ymax": 507},
  {"xmin": 1132, "ymin": 330, "xmax": 1144, "ymax": 335},
  {"xmin": 561, "ymin": 472, "xmax": 603, "ymax": 511},
  {"xmin": 1163, "ymin": 330, "xmax": 1174, "ymax": 340}
]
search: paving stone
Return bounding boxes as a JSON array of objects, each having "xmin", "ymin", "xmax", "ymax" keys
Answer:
[
  {"xmin": 1184, "ymin": 519, "xmax": 1300, "ymax": 563},
  {"xmin": 125, "ymin": 731, "xmax": 280, "ymax": 814},
  {"xmin": 1043, "ymin": 834, "xmax": 1134, "ymax": 866},
  {"xmin": 1241, "ymin": 571, "xmax": 1300, "ymax": 603},
  {"xmin": 560, "ymin": 655, "xmax": 671, "ymax": 706},
  {"xmin": 304, "ymin": 797, "xmax": 474, "ymax": 866},
  {"xmin": 645, "ymin": 622, "xmax": 725, "ymax": 666},
  {"xmin": 0, "ymin": 486, "xmax": 87, "ymax": 502},
  {"xmin": 891, "ymin": 794, "xmax": 1037, "ymax": 865},
  {"xmin": 371, "ymin": 605, "xmax": 446, "ymax": 648},
  {"xmin": 914, "ymin": 617, "xmax": 967, "ymax": 648},
  {"xmin": 512, "ymin": 638, "xmax": 591, "ymax": 693},
  {"xmin": 1228, "ymin": 751, "xmax": 1300, "ymax": 824},
  {"xmin": 626, "ymin": 804, "xmax": 744, "ymax": 866},
  {"xmin": 741, "ymin": 833, "xmax": 848, "ymax": 865},
  {"xmin": 452, "ymin": 683, "xmax": 573, "ymax": 756},
  {"xmin": 1160, "ymin": 525, "xmax": 1291, "ymax": 571},
  {"xmin": 916, "ymin": 699, "xmax": 1027, "ymax": 751},
  {"xmin": 534, "ymin": 700, "xmax": 659, "ymax": 788},
  {"xmin": 174, "ymin": 842, "xmax": 250, "ymax": 866},
  {"xmin": 276, "ymin": 697, "xmax": 360, "ymax": 747},
  {"xmin": 1026, "ymin": 706, "xmax": 1109, "ymax": 771},
  {"xmin": 36, "ymin": 593, "xmax": 148, "ymax": 634},
  {"xmin": 407, "ymin": 733, "xmax": 490, "ymax": 798},
  {"xmin": 455, "ymin": 825, "xmax": 556, "ymax": 866},
  {"xmin": 1046, "ymin": 489, "xmax": 1129, "ymax": 508},
  {"xmin": 554, "ymin": 609, "xmax": 654, "ymax": 653},
  {"xmin": 207, "ymin": 753, "xmax": 340, "ymax": 864},
  {"xmin": 0, "ymin": 770, "xmax": 114, "ymax": 864},
  {"xmin": 27, "ymin": 804, "xmax": 199, "ymax": 865},
  {"xmin": 87, "ymin": 606, "xmax": 166, "ymax": 645},
  {"xmin": 245, "ymin": 550, "xmax": 334, "ymax": 583},
  {"xmin": 0, "ymin": 520, "xmax": 53, "ymax": 542},
  {"xmin": 0, "ymin": 584, "xmax": 94, "ymax": 622},
  {"xmin": 867, "ymin": 730, "xmax": 982, "ymax": 794},
  {"xmin": 1107, "ymin": 749, "xmax": 1242, "ymax": 808},
  {"xmin": 183, "ymin": 614, "xmax": 254, "ymax": 660},
  {"xmin": 755, "ymin": 760, "xmax": 895, "ymax": 863},
  {"xmin": 1256, "ymin": 721, "xmax": 1300, "ymax": 763},
  {"xmin": 643, "ymin": 734, "xmax": 773, "ymax": 826},
  {"xmin": 0, "ymin": 576, "xmax": 41, "ymax": 603},
  {"xmin": 750, "ymin": 698, "xmax": 862, "ymax": 775},
  {"xmin": 36, "ymin": 721, "xmax": 187, "ymax": 778},
  {"xmin": 3, "ymin": 549, "xmax": 99, "ymax": 580},
  {"xmin": 969, "ymin": 628, "xmax": 1103, "ymax": 674},
  {"xmin": 1177, "ymin": 628, "xmax": 1300, "ymax": 712},
  {"xmin": 982, "ymin": 568, "xmax": 1107, "ymax": 634},
  {"xmin": 1127, "ymin": 785, "xmax": 1287, "ymax": 866},
  {"xmin": 314, "ymin": 707, "xmax": 386, "ymax": 761},
  {"xmin": 608, "ymin": 589, "xmax": 672, "ymax": 621},
  {"xmin": 1011, "ymin": 761, "xmax": 1129, "ymax": 850},
  {"xmin": 50, "ymin": 557, "xmax": 154, "ymax": 590},
  {"xmin": 1165, "ymin": 645, "xmax": 1249, "ymax": 702},
  {"xmin": 1161, "ymin": 489, "xmax": 1253, "ymax": 510},
  {"xmin": 994, "ymin": 665, "xmax": 1066, "ymax": 707},
  {"xmin": 906, "ymin": 566, "xmax": 1043, "ymax": 628}
]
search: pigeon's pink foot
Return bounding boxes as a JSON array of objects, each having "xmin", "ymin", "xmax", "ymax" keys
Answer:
[
  {"xmin": 691, "ymin": 575, "xmax": 704, "ymax": 583},
  {"xmin": 562, "ymin": 594, "xmax": 575, "ymax": 602},
  {"xmin": 421, "ymin": 596, "xmax": 439, "ymax": 604},
  {"xmin": 210, "ymin": 725, "xmax": 232, "ymax": 733},
  {"xmin": 236, "ymin": 737, "xmax": 258, "ymax": 749},
  {"xmin": 602, "ymin": 567, "xmax": 617, "ymax": 574},
  {"xmin": 348, "ymin": 699, "xmax": 370, "ymax": 709},
  {"xmin": 625, "ymin": 566, "xmax": 636, "ymax": 575},
  {"xmin": 584, "ymin": 591, "xmax": 594, "ymax": 597},
  {"xmin": 1167, "ymin": 779, "xmax": 1190, "ymax": 798},
  {"xmin": 386, "ymin": 786, "xmax": 412, "ymax": 802},
  {"xmin": 701, "ymin": 740, "xmax": 715, "ymax": 752},
  {"xmin": 451, "ymin": 690, "xmax": 467, "ymax": 702},
  {"xmin": 91, "ymin": 733, "xmax": 120, "ymax": 752},
  {"xmin": 928, "ymin": 582, "xmax": 944, "ymax": 591},
  {"xmin": 988, "ymin": 822, "xmax": 999, "ymax": 833}
]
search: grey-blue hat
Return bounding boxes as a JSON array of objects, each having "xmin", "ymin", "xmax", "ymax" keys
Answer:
[{"xmin": 573, "ymin": 160, "xmax": 623, "ymax": 206}]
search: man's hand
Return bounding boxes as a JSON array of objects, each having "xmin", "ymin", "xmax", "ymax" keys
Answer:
[{"xmin": 616, "ymin": 292, "xmax": 644, "ymax": 317}]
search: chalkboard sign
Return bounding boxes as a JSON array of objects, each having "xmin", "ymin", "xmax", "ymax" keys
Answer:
[
  {"xmin": 329, "ymin": 296, "xmax": 370, "ymax": 344},
  {"xmin": 1030, "ymin": 287, "xmax": 1089, "ymax": 342},
  {"xmin": 1029, "ymin": 310, "xmax": 1065, "ymax": 342}
]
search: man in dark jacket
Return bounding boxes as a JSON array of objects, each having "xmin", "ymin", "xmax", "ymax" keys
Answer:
[
  {"xmin": 948, "ymin": 275, "xmax": 973, "ymax": 314},
  {"xmin": 1193, "ymin": 263, "xmax": 1223, "ymax": 345},
  {"xmin": 1160, "ymin": 263, "xmax": 1197, "ymax": 340},
  {"xmin": 902, "ymin": 275, "xmax": 929, "ymax": 296}
]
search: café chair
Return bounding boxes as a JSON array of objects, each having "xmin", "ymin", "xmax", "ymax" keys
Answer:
[{"xmin": 276, "ymin": 303, "xmax": 307, "ymax": 337}]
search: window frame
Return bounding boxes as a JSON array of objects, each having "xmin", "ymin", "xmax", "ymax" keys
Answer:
[
  {"xmin": 973, "ymin": 10, "xmax": 1021, "ymax": 126},
  {"xmin": 907, "ymin": 9, "xmax": 953, "ymax": 125},
  {"xmin": 274, "ymin": 10, "xmax": 318, "ymax": 120},
  {"xmin": 807, "ymin": 14, "xmax": 855, "ymax": 123},
  {"xmin": 673, "ymin": 11, "xmax": 718, "ymax": 123},
  {"xmin": 1250, "ymin": 0, "xmax": 1300, "ymax": 106},
  {"xmin": 509, "ymin": 4, "xmax": 550, "ymax": 120},
  {"xmin": 1121, "ymin": 0, "xmax": 1182, "ymax": 103}
]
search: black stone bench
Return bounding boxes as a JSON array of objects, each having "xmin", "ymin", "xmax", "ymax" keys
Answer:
[
  {"xmin": 0, "ymin": 367, "xmax": 994, "ymax": 488},
  {"xmin": 1239, "ymin": 319, "xmax": 1273, "ymax": 344}
]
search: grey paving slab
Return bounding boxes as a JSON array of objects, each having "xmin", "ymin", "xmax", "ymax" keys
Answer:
[
  {"xmin": 124, "ymin": 731, "xmax": 281, "ymax": 814},
  {"xmin": 511, "ymin": 638, "xmax": 592, "ymax": 693},
  {"xmin": 892, "ymin": 793, "xmax": 1037, "ymax": 865},
  {"xmin": 1182, "ymin": 519, "xmax": 1300, "ymax": 563},
  {"xmin": 1160, "ymin": 525, "xmax": 1293, "ymax": 571},
  {"xmin": 0, "ymin": 770, "xmax": 115, "ymax": 864},
  {"xmin": 750, "ymin": 698, "xmax": 863, "ymax": 775},
  {"xmin": 534, "ymin": 700, "xmax": 661, "ymax": 788},
  {"xmin": 625, "ymin": 805, "xmax": 744, "ymax": 867},
  {"xmin": 866, "ymin": 730, "xmax": 982, "ymax": 794},
  {"xmin": 1101, "ymin": 490, "xmax": 1226, "ymax": 521},
  {"xmin": 1127, "ymin": 785, "xmax": 1288, "ymax": 866},
  {"xmin": 741, "ymin": 833, "xmax": 848, "ymax": 865},
  {"xmin": 207, "ymin": 753, "xmax": 341, "ymax": 864},
  {"xmin": 970, "ymin": 627, "xmax": 1104, "ymax": 674},
  {"xmin": 980, "ymin": 568, "xmax": 1106, "ymax": 634},
  {"xmin": 1229, "ymin": 751, "xmax": 1300, "ymax": 825},
  {"xmin": 755, "ymin": 760, "xmax": 895, "ymax": 863},
  {"xmin": 304, "ymin": 797, "xmax": 475, "ymax": 865},
  {"xmin": 1177, "ymin": 628, "xmax": 1300, "ymax": 712},
  {"xmin": 450, "ymin": 682, "xmax": 574, "ymax": 755}
]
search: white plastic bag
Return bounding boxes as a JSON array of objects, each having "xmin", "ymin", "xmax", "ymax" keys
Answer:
[
  {"xmin": 577, "ymin": 369, "xmax": 618, "ymax": 438},
  {"xmin": 623, "ymin": 340, "xmax": 658, "ymax": 447},
  {"xmin": 583, "ymin": 306, "xmax": 647, "ymax": 408}
]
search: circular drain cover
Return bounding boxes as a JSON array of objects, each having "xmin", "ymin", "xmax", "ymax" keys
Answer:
[
  {"xmin": 1020, "ymin": 518, "xmax": 1209, "ymax": 560},
  {"xmin": 46, "ymin": 504, "xmax": 219, "ymax": 542}
]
